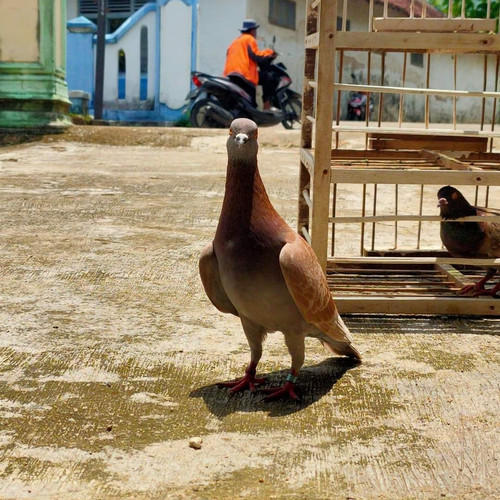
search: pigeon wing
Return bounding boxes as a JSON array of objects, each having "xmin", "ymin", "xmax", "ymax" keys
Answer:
[
  {"xmin": 199, "ymin": 242, "xmax": 239, "ymax": 316},
  {"xmin": 279, "ymin": 235, "xmax": 353, "ymax": 344},
  {"xmin": 477, "ymin": 209, "xmax": 500, "ymax": 259}
]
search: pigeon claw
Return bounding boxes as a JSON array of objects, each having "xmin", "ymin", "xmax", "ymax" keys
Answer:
[
  {"xmin": 220, "ymin": 373, "xmax": 266, "ymax": 394},
  {"xmin": 457, "ymin": 284, "xmax": 483, "ymax": 296},
  {"xmin": 457, "ymin": 282, "xmax": 500, "ymax": 297},
  {"xmin": 262, "ymin": 381, "xmax": 300, "ymax": 402},
  {"xmin": 469, "ymin": 284, "xmax": 500, "ymax": 298}
]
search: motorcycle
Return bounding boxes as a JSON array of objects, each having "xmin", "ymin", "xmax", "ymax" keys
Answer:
[
  {"xmin": 186, "ymin": 59, "xmax": 301, "ymax": 129},
  {"xmin": 347, "ymin": 91, "xmax": 374, "ymax": 121},
  {"xmin": 347, "ymin": 73, "xmax": 374, "ymax": 121}
]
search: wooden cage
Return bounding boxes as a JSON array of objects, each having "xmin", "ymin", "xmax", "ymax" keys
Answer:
[{"xmin": 298, "ymin": 0, "xmax": 500, "ymax": 315}]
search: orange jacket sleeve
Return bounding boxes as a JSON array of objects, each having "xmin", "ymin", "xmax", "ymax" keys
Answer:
[{"xmin": 247, "ymin": 37, "xmax": 274, "ymax": 60}]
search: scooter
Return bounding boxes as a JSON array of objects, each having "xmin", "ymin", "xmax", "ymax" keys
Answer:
[
  {"xmin": 186, "ymin": 60, "xmax": 301, "ymax": 129},
  {"xmin": 347, "ymin": 91, "xmax": 374, "ymax": 121},
  {"xmin": 346, "ymin": 73, "xmax": 374, "ymax": 121}
]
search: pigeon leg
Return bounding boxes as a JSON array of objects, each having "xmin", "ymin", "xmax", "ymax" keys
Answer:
[
  {"xmin": 263, "ymin": 333, "xmax": 304, "ymax": 401},
  {"xmin": 471, "ymin": 281, "xmax": 500, "ymax": 297},
  {"xmin": 220, "ymin": 320, "xmax": 267, "ymax": 394},
  {"xmin": 458, "ymin": 269, "xmax": 497, "ymax": 296},
  {"xmin": 486, "ymin": 283, "xmax": 500, "ymax": 297},
  {"xmin": 458, "ymin": 283, "xmax": 485, "ymax": 296}
]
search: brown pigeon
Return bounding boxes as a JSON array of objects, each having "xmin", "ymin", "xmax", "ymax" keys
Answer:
[
  {"xmin": 199, "ymin": 118, "xmax": 361, "ymax": 401},
  {"xmin": 437, "ymin": 185, "xmax": 500, "ymax": 297}
]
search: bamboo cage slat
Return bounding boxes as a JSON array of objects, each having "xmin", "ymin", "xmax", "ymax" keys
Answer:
[
  {"xmin": 329, "ymin": 257, "xmax": 500, "ymax": 266},
  {"xmin": 328, "ymin": 169, "xmax": 500, "ymax": 184},
  {"xmin": 302, "ymin": 118, "xmax": 500, "ymax": 137},
  {"xmin": 322, "ymin": 32, "xmax": 500, "ymax": 52},
  {"xmin": 331, "ymin": 125, "xmax": 500, "ymax": 137},
  {"xmin": 331, "ymin": 296, "xmax": 499, "ymax": 315},
  {"xmin": 435, "ymin": 263, "xmax": 470, "ymax": 288},
  {"xmin": 372, "ymin": 18, "xmax": 497, "ymax": 32},
  {"xmin": 323, "ymin": 83, "xmax": 500, "ymax": 100},
  {"xmin": 329, "ymin": 215, "xmax": 500, "ymax": 224}
]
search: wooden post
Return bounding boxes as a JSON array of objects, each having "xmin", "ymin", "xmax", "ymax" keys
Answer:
[
  {"xmin": 297, "ymin": 1, "xmax": 318, "ymax": 241},
  {"xmin": 311, "ymin": 0, "xmax": 337, "ymax": 270}
]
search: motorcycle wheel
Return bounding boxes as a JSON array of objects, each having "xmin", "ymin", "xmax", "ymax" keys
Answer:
[
  {"xmin": 189, "ymin": 98, "xmax": 225, "ymax": 128},
  {"xmin": 281, "ymin": 97, "xmax": 301, "ymax": 130}
]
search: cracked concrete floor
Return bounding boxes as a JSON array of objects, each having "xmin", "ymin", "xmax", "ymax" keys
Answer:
[{"xmin": 0, "ymin": 125, "xmax": 499, "ymax": 499}]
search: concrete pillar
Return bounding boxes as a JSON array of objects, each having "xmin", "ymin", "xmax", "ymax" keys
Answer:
[
  {"xmin": 67, "ymin": 16, "xmax": 97, "ymax": 114},
  {"xmin": 0, "ymin": 0, "xmax": 71, "ymax": 131}
]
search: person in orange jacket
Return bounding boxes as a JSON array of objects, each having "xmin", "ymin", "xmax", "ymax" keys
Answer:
[{"xmin": 223, "ymin": 19, "xmax": 277, "ymax": 109}]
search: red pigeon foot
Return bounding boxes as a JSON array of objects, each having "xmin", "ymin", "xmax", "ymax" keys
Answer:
[
  {"xmin": 458, "ymin": 283, "xmax": 486, "ymax": 296},
  {"xmin": 263, "ymin": 381, "xmax": 299, "ymax": 401},
  {"xmin": 458, "ymin": 273, "xmax": 495, "ymax": 296},
  {"xmin": 262, "ymin": 372, "xmax": 300, "ymax": 401},
  {"xmin": 469, "ymin": 283, "xmax": 500, "ymax": 297},
  {"xmin": 220, "ymin": 365, "xmax": 266, "ymax": 394}
]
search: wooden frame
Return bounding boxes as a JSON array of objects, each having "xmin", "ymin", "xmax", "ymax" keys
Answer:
[{"xmin": 298, "ymin": 0, "xmax": 500, "ymax": 315}]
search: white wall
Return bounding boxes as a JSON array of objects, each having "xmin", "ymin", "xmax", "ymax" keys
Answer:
[
  {"xmin": 196, "ymin": 0, "xmax": 306, "ymax": 100},
  {"xmin": 196, "ymin": 0, "xmax": 246, "ymax": 76},
  {"xmin": 333, "ymin": 0, "xmax": 500, "ymax": 122},
  {"xmin": 67, "ymin": 0, "xmax": 78, "ymax": 20},
  {"xmin": 103, "ymin": 10, "xmax": 156, "ymax": 106},
  {"xmin": 429, "ymin": 53, "xmax": 499, "ymax": 123},
  {"xmin": 247, "ymin": 0, "xmax": 307, "ymax": 96},
  {"xmin": 159, "ymin": 0, "xmax": 192, "ymax": 109}
]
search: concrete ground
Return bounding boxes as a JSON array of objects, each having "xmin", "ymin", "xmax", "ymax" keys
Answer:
[{"xmin": 0, "ymin": 125, "xmax": 499, "ymax": 499}]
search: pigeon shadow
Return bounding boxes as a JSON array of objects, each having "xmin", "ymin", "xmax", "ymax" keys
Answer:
[{"xmin": 189, "ymin": 357, "xmax": 360, "ymax": 417}]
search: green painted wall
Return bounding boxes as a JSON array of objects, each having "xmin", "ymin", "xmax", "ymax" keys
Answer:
[{"xmin": 0, "ymin": 0, "xmax": 71, "ymax": 130}]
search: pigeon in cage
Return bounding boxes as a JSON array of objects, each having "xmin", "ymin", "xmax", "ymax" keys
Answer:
[
  {"xmin": 437, "ymin": 185, "xmax": 500, "ymax": 297},
  {"xmin": 199, "ymin": 118, "xmax": 361, "ymax": 401}
]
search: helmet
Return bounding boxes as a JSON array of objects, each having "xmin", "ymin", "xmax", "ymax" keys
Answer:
[{"xmin": 240, "ymin": 19, "xmax": 259, "ymax": 32}]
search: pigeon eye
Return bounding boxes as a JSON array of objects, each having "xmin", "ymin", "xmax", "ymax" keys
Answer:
[{"xmin": 229, "ymin": 130, "xmax": 233, "ymax": 135}]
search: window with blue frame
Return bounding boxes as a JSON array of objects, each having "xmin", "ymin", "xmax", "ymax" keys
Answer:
[
  {"xmin": 140, "ymin": 26, "xmax": 148, "ymax": 101},
  {"xmin": 118, "ymin": 49, "xmax": 126, "ymax": 99},
  {"xmin": 79, "ymin": 0, "xmax": 150, "ymax": 32}
]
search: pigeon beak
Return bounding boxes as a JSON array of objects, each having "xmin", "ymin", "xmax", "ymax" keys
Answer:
[
  {"xmin": 234, "ymin": 133, "xmax": 249, "ymax": 145},
  {"xmin": 437, "ymin": 197, "xmax": 448, "ymax": 208}
]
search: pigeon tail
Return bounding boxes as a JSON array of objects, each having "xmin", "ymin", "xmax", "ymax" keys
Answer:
[
  {"xmin": 317, "ymin": 314, "xmax": 362, "ymax": 360},
  {"xmin": 318, "ymin": 336, "xmax": 361, "ymax": 360}
]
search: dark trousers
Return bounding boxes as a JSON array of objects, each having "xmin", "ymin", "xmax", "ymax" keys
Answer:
[
  {"xmin": 227, "ymin": 72, "xmax": 276, "ymax": 107},
  {"xmin": 258, "ymin": 68, "xmax": 276, "ymax": 103}
]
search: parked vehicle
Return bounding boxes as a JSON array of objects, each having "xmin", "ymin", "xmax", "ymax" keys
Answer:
[
  {"xmin": 347, "ymin": 73, "xmax": 374, "ymax": 121},
  {"xmin": 347, "ymin": 91, "xmax": 374, "ymax": 121},
  {"xmin": 186, "ymin": 60, "xmax": 301, "ymax": 129}
]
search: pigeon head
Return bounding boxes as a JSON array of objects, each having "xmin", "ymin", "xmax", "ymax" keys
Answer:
[
  {"xmin": 437, "ymin": 185, "xmax": 475, "ymax": 219},
  {"xmin": 227, "ymin": 118, "xmax": 258, "ymax": 163}
]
